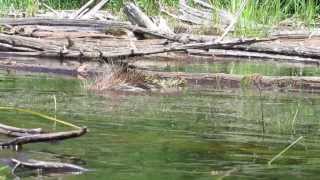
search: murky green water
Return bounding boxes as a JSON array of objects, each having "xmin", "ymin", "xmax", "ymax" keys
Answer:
[{"xmin": 0, "ymin": 62, "xmax": 320, "ymax": 179}]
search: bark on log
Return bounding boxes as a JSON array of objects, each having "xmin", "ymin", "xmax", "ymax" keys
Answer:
[{"xmin": 0, "ymin": 127, "xmax": 87, "ymax": 147}]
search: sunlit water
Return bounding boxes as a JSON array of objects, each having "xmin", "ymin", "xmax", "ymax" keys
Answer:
[{"xmin": 0, "ymin": 61, "xmax": 320, "ymax": 180}]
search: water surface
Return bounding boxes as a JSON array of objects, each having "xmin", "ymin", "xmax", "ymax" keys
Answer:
[{"xmin": 0, "ymin": 63, "xmax": 320, "ymax": 179}]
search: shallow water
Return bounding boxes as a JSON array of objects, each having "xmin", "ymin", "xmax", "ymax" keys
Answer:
[{"xmin": 0, "ymin": 62, "xmax": 320, "ymax": 179}]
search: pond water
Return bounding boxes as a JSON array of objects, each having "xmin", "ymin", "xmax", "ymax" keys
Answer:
[{"xmin": 0, "ymin": 61, "xmax": 320, "ymax": 179}]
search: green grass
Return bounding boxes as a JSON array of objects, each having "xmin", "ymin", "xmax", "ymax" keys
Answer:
[{"xmin": 0, "ymin": 0, "xmax": 319, "ymax": 36}]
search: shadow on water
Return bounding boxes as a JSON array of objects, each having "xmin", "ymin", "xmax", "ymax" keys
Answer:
[{"xmin": 0, "ymin": 59, "xmax": 320, "ymax": 179}]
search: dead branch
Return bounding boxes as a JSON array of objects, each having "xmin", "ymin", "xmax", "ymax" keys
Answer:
[
  {"xmin": 0, "ymin": 127, "xmax": 87, "ymax": 147},
  {"xmin": 81, "ymin": 0, "xmax": 110, "ymax": 19},
  {"xmin": 71, "ymin": 0, "xmax": 95, "ymax": 19}
]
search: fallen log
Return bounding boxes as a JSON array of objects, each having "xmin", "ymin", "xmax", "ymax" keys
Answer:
[
  {"xmin": 232, "ymin": 41, "xmax": 320, "ymax": 59},
  {"xmin": 178, "ymin": 0, "xmax": 234, "ymax": 28},
  {"xmin": 187, "ymin": 49, "xmax": 320, "ymax": 65},
  {"xmin": 0, "ymin": 18, "xmax": 218, "ymax": 43},
  {"xmin": 147, "ymin": 71, "xmax": 320, "ymax": 93},
  {"xmin": 11, "ymin": 158, "xmax": 88, "ymax": 175},
  {"xmin": 271, "ymin": 29, "xmax": 320, "ymax": 39},
  {"xmin": 0, "ymin": 127, "xmax": 87, "ymax": 148},
  {"xmin": 0, "ymin": 32, "xmax": 273, "ymax": 60}
]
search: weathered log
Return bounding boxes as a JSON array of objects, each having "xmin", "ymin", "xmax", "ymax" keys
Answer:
[
  {"xmin": 232, "ymin": 41, "xmax": 320, "ymax": 59},
  {"xmin": 0, "ymin": 18, "xmax": 129, "ymax": 29},
  {"xmin": 0, "ymin": 32, "xmax": 273, "ymax": 59},
  {"xmin": 0, "ymin": 127, "xmax": 87, "ymax": 147},
  {"xmin": 124, "ymin": 2, "xmax": 158, "ymax": 30},
  {"xmin": 187, "ymin": 49, "xmax": 320, "ymax": 65},
  {"xmin": 271, "ymin": 29, "xmax": 320, "ymax": 39},
  {"xmin": 0, "ymin": 18, "xmax": 218, "ymax": 43},
  {"xmin": 124, "ymin": 3, "xmax": 173, "ymax": 34},
  {"xmin": 179, "ymin": 0, "xmax": 213, "ymax": 25},
  {"xmin": 11, "ymin": 158, "xmax": 88, "ymax": 174}
]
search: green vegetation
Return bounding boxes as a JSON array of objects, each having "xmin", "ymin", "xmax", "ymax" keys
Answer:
[
  {"xmin": 1, "ymin": 1, "xmax": 319, "ymax": 23},
  {"xmin": 0, "ymin": 0, "xmax": 319, "ymax": 35}
]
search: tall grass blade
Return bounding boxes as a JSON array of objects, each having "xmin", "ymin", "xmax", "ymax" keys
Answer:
[
  {"xmin": 268, "ymin": 136, "xmax": 303, "ymax": 165},
  {"xmin": 0, "ymin": 107, "xmax": 81, "ymax": 129}
]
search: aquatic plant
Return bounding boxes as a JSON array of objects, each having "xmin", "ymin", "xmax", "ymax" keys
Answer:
[{"xmin": 86, "ymin": 66, "xmax": 185, "ymax": 93}]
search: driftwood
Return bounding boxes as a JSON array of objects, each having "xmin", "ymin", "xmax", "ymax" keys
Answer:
[
  {"xmin": 0, "ymin": 127, "xmax": 87, "ymax": 148},
  {"xmin": 11, "ymin": 158, "xmax": 88, "ymax": 174}
]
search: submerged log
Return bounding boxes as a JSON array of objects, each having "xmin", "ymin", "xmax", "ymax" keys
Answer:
[
  {"xmin": 147, "ymin": 71, "xmax": 320, "ymax": 92},
  {"xmin": 0, "ymin": 123, "xmax": 42, "ymax": 135},
  {"xmin": 11, "ymin": 158, "xmax": 88, "ymax": 174},
  {"xmin": 0, "ymin": 127, "xmax": 87, "ymax": 147},
  {"xmin": 1, "ymin": 56, "xmax": 320, "ymax": 93}
]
